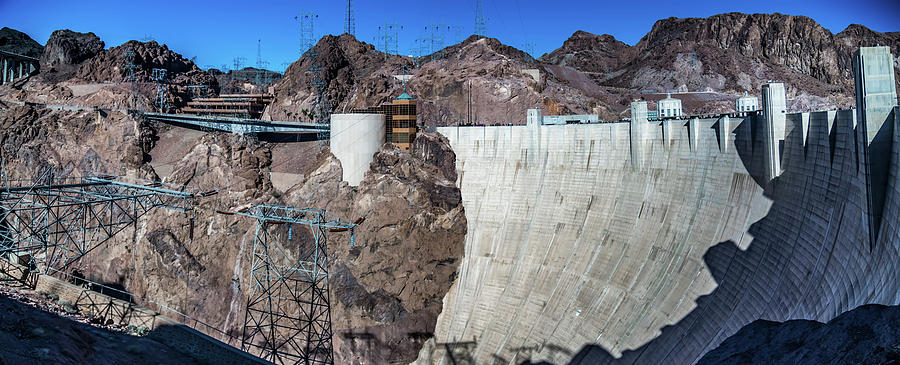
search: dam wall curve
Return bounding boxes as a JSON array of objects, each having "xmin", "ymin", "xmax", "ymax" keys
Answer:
[{"xmin": 421, "ymin": 104, "xmax": 900, "ymax": 364}]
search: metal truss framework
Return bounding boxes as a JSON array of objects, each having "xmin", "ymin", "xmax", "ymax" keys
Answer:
[
  {"xmin": 0, "ymin": 171, "xmax": 197, "ymax": 273},
  {"xmin": 238, "ymin": 204, "xmax": 355, "ymax": 365}
]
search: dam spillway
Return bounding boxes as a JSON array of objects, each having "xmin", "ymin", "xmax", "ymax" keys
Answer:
[{"xmin": 420, "ymin": 90, "xmax": 900, "ymax": 363}]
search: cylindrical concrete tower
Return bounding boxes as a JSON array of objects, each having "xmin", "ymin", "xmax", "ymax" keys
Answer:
[{"xmin": 330, "ymin": 113, "xmax": 386, "ymax": 186}]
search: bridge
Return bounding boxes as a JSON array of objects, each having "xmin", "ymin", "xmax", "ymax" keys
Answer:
[
  {"xmin": 142, "ymin": 112, "xmax": 327, "ymax": 136},
  {"xmin": 0, "ymin": 50, "xmax": 39, "ymax": 85}
]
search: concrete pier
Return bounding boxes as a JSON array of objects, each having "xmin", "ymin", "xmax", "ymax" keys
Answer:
[
  {"xmin": 0, "ymin": 50, "xmax": 39, "ymax": 85},
  {"xmin": 629, "ymin": 101, "xmax": 648, "ymax": 169},
  {"xmin": 854, "ymin": 46, "xmax": 899, "ymax": 246},
  {"xmin": 761, "ymin": 82, "xmax": 787, "ymax": 181}
]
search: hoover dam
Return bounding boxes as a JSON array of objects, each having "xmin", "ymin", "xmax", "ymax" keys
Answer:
[{"xmin": 418, "ymin": 47, "xmax": 900, "ymax": 364}]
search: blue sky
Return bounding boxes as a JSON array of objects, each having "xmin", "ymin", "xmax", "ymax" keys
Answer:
[{"xmin": 1, "ymin": 0, "xmax": 897, "ymax": 72}]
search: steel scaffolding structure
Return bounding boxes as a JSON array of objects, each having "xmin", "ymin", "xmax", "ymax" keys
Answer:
[
  {"xmin": 237, "ymin": 204, "xmax": 355, "ymax": 365},
  {"xmin": 0, "ymin": 170, "xmax": 197, "ymax": 274}
]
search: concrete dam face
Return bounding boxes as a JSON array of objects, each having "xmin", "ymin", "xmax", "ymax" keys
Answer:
[{"xmin": 420, "ymin": 100, "xmax": 900, "ymax": 363}]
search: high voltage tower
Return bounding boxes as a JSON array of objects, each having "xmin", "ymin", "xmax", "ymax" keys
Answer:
[
  {"xmin": 0, "ymin": 165, "xmax": 358, "ymax": 364},
  {"xmin": 426, "ymin": 24, "xmax": 451, "ymax": 61},
  {"xmin": 0, "ymin": 169, "xmax": 198, "ymax": 275},
  {"xmin": 151, "ymin": 68, "xmax": 167, "ymax": 112},
  {"xmin": 344, "ymin": 0, "xmax": 356, "ymax": 37},
  {"xmin": 475, "ymin": 0, "xmax": 487, "ymax": 36},
  {"xmin": 122, "ymin": 48, "xmax": 139, "ymax": 110},
  {"xmin": 377, "ymin": 22, "xmax": 402, "ymax": 59},
  {"xmin": 297, "ymin": 12, "xmax": 317, "ymax": 54},
  {"xmin": 256, "ymin": 39, "xmax": 263, "ymax": 68},
  {"xmin": 238, "ymin": 205, "xmax": 356, "ymax": 365},
  {"xmin": 296, "ymin": 12, "xmax": 330, "ymax": 142},
  {"xmin": 521, "ymin": 42, "xmax": 536, "ymax": 62}
]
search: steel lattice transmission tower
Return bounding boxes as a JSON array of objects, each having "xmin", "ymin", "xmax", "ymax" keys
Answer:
[
  {"xmin": 378, "ymin": 23, "xmax": 402, "ymax": 59},
  {"xmin": 296, "ymin": 12, "xmax": 330, "ymax": 143},
  {"xmin": 0, "ymin": 169, "xmax": 198, "ymax": 274},
  {"xmin": 345, "ymin": 0, "xmax": 356, "ymax": 37},
  {"xmin": 123, "ymin": 48, "xmax": 140, "ymax": 110},
  {"xmin": 151, "ymin": 68, "xmax": 167, "ymax": 113},
  {"xmin": 426, "ymin": 24, "xmax": 450, "ymax": 61},
  {"xmin": 238, "ymin": 205, "xmax": 356, "ymax": 365},
  {"xmin": 298, "ymin": 13, "xmax": 317, "ymax": 54},
  {"xmin": 475, "ymin": 0, "xmax": 487, "ymax": 36}
]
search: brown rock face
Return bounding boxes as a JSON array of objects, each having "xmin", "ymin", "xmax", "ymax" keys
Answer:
[
  {"xmin": 269, "ymin": 34, "xmax": 613, "ymax": 125},
  {"xmin": 74, "ymin": 40, "xmax": 218, "ymax": 109},
  {"xmin": 278, "ymin": 133, "xmax": 467, "ymax": 364},
  {"xmin": 607, "ymin": 14, "xmax": 896, "ymax": 105},
  {"xmin": 0, "ymin": 89, "xmax": 467, "ymax": 364},
  {"xmin": 76, "ymin": 40, "xmax": 215, "ymax": 84},
  {"xmin": 39, "ymin": 30, "xmax": 104, "ymax": 82},
  {"xmin": 0, "ymin": 27, "xmax": 43, "ymax": 58},
  {"xmin": 539, "ymin": 31, "xmax": 631, "ymax": 76},
  {"xmin": 270, "ymin": 33, "xmax": 414, "ymax": 122}
]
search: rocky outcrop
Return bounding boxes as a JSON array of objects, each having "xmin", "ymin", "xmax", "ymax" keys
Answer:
[
  {"xmin": 268, "ymin": 33, "xmax": 614, "ymax": 125},
  {"xmin": 539, "ymin": 31, "xmax": 631, "ymax": 75},
  {"xmin": 270, "ymin": 33, "xmax": 413, "ymax": 122},
  {"xmin": 280, "ymin": 133, "xmax": 467, "ymax": 364},
  {"xmin": 77, "ymin": 40, "xmax": 195, "ymax": 83},
  {"xmin": 39, "ymin": 30, "xmax": 104, "ymax": 82},
  {"xmin": 0, "ymin": 105, "xmax": 146, "ymax": 177},
  {"xmin": 698, "ymin": 304, "xmax": 900, "ymax": 364},
  {"xmin": 624, "ymin": 14, "xmax": 897, "ymax": 103},
  {"xmin": 0, "ymin": 27, "xmax": 43, "ymax": 58},
  {"xmin": 541, "ymin": 13, "xmax": 899, "ymax": 111},
  {"xmin": 74, "ymin": 40, "xmax": 218, "ymax": 109}
]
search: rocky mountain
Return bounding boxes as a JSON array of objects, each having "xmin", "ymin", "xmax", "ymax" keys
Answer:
[
  {"xmin": 40, "ymin": 29, "xmax": 105, "ymax": 82},
  {"xmin": 543, "ymin": 13, "xmax": 900, "ymax": 111},
  {"xmin": 269, "ymin": 33, "xmax": 414, "ymax": 122},
  {"xmin": 76, "ymin": 40, "xmax": 216, "ymax": 88},
  {"xmin": 0, "ymin": 27, "xmax": 43, "ymax": 58},
  {"xmin": 269, "ymin": 33, "xmax": 617, "ymax": 125},
  {"xmin": 698, "ymin": 304, "xmax": 900, "ymax": 364},
  {"xmin": 539, "ymin": 31, "xmax": 631, "ymax": 76}
]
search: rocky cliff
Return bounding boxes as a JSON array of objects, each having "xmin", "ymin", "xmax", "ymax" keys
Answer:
[
  {"xmin": 269, "ymin": 33, "xmax": 616, "ymax": 125},
  {"xmin": 39, "ymin": 30, "xmax": 105, "ymax": 83},
  {"xmin": 539, "ymin": 31, "xmax": 631, "ymax": 77},
  {"xmin": 0, "ymin": 83, "xmax": 467, "ymax": 364},
  {"xmin": 543, "ymin": 13, "xmax": 900, "ymax": 111},
  {"xmin": 0, "ymin": 27, "xmax": 43, "ymax": 58}
]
